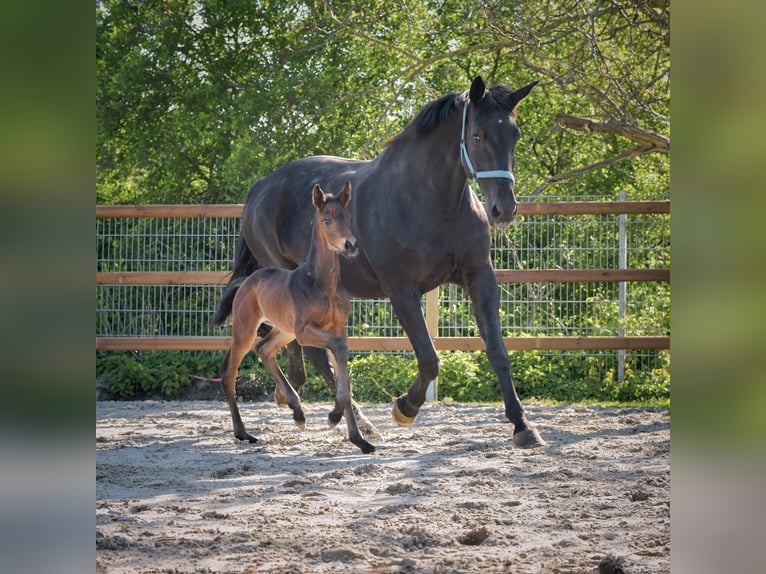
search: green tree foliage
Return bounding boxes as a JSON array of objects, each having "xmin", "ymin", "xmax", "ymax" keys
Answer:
[{"xmin": 97, "ymin": 0, "xmax": 669, "ymax": 204}]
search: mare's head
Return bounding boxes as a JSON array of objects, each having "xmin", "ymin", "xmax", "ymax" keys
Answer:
[
  {"xmin": 312, "ymin": 181, "xmax": 359, "ymax": 258},
  {"xmin": 461, "ymin": 76, "xmax": 538, "ymax": 225}
]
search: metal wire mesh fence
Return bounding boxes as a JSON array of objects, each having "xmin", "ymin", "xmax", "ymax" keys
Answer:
[
  {"xmin": 96, "ymin": 193, "xmax": 670, "ymax": 386},
  {"xmin": 97, "ymin": 216, "xmax": 239, "ymax": 272}
]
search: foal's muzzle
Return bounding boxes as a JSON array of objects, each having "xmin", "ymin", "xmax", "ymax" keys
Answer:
[{"xmin": 343, "ymin": 239, "xmax": 359, "ymax": 258}]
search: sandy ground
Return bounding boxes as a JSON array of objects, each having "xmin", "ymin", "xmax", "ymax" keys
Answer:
[{"xmin": 96, "ymin": 400, "xmax": 669, "ymax": 573}]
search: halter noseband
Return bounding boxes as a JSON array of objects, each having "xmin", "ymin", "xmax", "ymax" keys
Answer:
[{"xmin": 459, "ymin": 101, "xmax": 515, "ymax": 198}]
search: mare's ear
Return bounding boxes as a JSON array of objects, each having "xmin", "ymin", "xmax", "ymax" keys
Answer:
[
  {"xmin": 506, "ymin": 80, "xmax": 539, "ymax": 113},
  {"xmin": 469, "ymin": 76, "xmax": 486, "ymax": 104},
  {"xmin": 339, "ymin": 181, "xmax": 352, "ymax": 207},
  {"xmin": 312, "ymin": 184, "xmax": 326, "ymax": 209}
]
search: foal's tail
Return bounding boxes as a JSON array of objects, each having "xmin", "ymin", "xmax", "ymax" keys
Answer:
[{"xmin": 210, "ymin": 235, "xmax": 260, "ymax": 326}]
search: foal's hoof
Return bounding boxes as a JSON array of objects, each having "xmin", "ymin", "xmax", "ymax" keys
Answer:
[
  {"xmin": 235, "ymin": 432, "xmax": 258, "ymax": 444},
  {"xmin": 513, "ymin": 426, "xmax": 546, "ymax": 448},
  {"xmin": 274, "ymin": 391, "xmax": 288, "ymax": 408},
  {"xmin": 351, "ymin": 402, "xmax": 382, "ymax": 441},
  {"xmin": 357, "ymin": 440, "xmax": 376, "ymax": 455},
  {"xmin": 328, "ymin": 411, "xmax": 342, "ymax": 428},
  {"xmin": 392, "ymin": 398, "xmax": 417, "ymax": 427}
]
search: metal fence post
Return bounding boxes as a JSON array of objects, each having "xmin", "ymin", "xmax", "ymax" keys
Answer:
[
  {"xmin": 618, "ymin": 189, "xmax": 627, "ymax": 383},
  {"xmin": 425, "ymin": 288, "xmax": 439, "ymax": 401}
]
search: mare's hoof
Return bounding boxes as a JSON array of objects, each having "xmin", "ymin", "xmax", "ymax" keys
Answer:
[
  {"xmin": 513, "ymin": 426, "xmax": 546, "ymax": 448},
  {"xmin": 392, "ymin": 399, "xmax": 417, "ymax": 427},
  {"xmin": 294, "ymin": 419, "xmax": 306, "ymax": 430}
]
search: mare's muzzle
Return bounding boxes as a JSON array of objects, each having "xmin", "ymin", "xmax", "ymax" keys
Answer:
[
  {"xmin": 482, "ymin": 179, "xmax": 518, "ymax": 226},
  {"xmin": 488, "ymin": 190, "xmax": 518, "ymax": 225}
]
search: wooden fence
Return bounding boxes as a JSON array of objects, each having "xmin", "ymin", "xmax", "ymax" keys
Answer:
[{"xmin": 96, "ymin": 201, "xmax": 670, "ymax": 352}]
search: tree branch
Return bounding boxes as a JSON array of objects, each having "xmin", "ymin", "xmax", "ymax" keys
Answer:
[
  {"xmin": 554, "ymin": 114, "xmax": 670, "ymax": 151},
  {"xmin": 528, "ymin": 144, "xmax": 664, "ymax": 197}
]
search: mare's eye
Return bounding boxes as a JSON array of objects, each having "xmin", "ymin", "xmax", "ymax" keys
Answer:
[{"xmin": 472, "ymin": 135, "xmax": 481, "ymax": 142}]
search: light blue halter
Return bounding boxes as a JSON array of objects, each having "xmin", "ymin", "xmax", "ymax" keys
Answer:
[{"xmin": 459, "ymin": 101, "xmax": 515, "ymax": 198}]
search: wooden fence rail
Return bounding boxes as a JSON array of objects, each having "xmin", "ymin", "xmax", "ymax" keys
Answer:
[
  {"xmin": 96, "ymin": 336, "xmax": 669, "ymax": 352},
  {"xmin": 96, "ymin": 201, "xmax": 670, "ymax": 219},
  {"xmin": 96, "ymin": 201, "xmax": 670, "ymax": 352},
  {"xmin": 96, "ymin": 268, "xmax": 669, "ymax": 286}
]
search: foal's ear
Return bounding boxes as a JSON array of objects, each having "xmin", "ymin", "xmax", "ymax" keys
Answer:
[
  {"xmin": 312, "ymin": 184, "xmax": 326, "ymax": 209},
  {"xmin": 339, "ymin": 181, "xmax": 352, "ymax": 207},
  {"xmin": 506, "ymin": 80, "xmax": 539, "ymax": 114},
  {"xmin": 469, "ymin": 76, "xmax": 486, "ymax": 104}
]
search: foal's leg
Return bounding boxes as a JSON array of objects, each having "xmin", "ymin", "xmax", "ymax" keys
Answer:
[
  {"xmin": 303, "ymin": 345, "xmax": 379, "ymax": 440},
  {"xmin": 220, "ymin": 328, "xmax": 259, "ymax": 443},
  {"xmin": 297, "ymin": 326, "xmax": 374, "ymax": 454},
  {"xmin": 329, "ymin": 344, "xmax": 375, "ymax": 454},
  {"xmin": 255, "ymin": 330, "xmax": 306, "ymax": 429}
]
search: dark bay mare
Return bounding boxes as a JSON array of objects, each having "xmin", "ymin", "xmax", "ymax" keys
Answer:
[
  {"xmin": 214, "ymin": 76, "xmax": 545, "ymax": 448},
  {"xmin": 211, "ymin": 182, "xmax": 374, "ymax": 453}
]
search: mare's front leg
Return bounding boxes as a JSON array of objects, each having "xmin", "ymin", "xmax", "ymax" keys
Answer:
[
  {"xmin": 466, "ymin": 265, "xmax": 545, "ymax": 448},
  {"xmin": 255, "ymin": 330, "xmax": 307, "ymax": 429},
  {"xmin": 388, "ymin": 290, "xmax": 440, "ymax": 426}
]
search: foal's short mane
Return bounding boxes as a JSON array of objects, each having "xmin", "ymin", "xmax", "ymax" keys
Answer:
[{"xmin": 386, "ymin": 84, "xmax": 519, "ymax": 146}]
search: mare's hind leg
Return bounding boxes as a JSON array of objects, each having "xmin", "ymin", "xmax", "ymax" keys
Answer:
[
  {"xmin": 285, "ymin": 341, "xmax": 307, "ymax": 392},
  {"xmin": 220, "ymin": 331, "xmax": 258, "ymax": 443},
  {"xmin": 303, "ymin": 345, "xmax": 380, "ymax": 440},
  {"xmin": 255, "ymin": 330, "xmax": 306, "ymax": 429}
]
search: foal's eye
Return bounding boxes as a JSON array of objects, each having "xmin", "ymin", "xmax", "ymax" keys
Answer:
[{"xmin": 323, "ymin": 218, "xmax": 331, "ymax": 226}]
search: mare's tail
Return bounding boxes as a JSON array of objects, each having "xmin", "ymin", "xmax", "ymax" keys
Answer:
[{"xmin": 210, "ymin": 235, "xmax": 260, "ymax": 326}]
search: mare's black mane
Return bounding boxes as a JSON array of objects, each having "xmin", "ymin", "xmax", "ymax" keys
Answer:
[{"xmin": 387, "ymin": 84, "xmax": 518, "ymax": 146}]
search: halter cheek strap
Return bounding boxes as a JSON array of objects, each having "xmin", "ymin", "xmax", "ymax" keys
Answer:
[{"xmin": 459, "ymin": 102, "xmax": 515, "ymax": 197}]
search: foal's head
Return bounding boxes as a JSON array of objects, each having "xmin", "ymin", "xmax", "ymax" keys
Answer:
[{"xmin": 312, "ymin": 181, "xmax": 358, "ymax": 258}]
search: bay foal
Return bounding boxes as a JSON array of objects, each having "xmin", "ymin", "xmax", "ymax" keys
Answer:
[{"xmin": 211, "ymin": 182, "xmax": 374, "ymax": 454}]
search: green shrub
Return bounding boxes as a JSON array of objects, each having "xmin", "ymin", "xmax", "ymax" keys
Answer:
[
  {"xmin": 97, "ymin": 350, "xmax": 267, "ymax": 399},
  {"xmin": 96, "ymin": 348, "xmax": 669, "ymax": 405},
  {"xmin": 348, "ymin": 354, "xmax": 418, "ymax": 403},
  {"xmin": 437, "ymin": 351, "xmax": 501, "ymax": 402}
]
